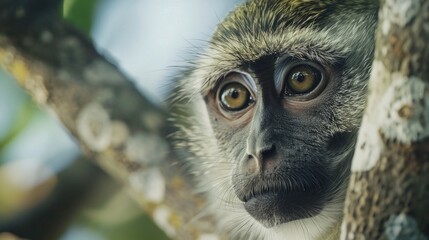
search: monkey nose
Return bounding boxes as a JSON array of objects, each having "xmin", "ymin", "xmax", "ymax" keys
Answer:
[{"xmin": 242, "ymin": 144, "xmax": 277, "ymax": 175}]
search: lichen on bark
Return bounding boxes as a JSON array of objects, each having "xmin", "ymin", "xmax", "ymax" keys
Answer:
[{"xmin": 342, "ymin": 0, "xmax": 429, "ymax": 239}]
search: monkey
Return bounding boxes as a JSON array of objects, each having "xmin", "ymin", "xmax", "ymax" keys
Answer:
[{"xmin": 173, "ymin": 0, "xmax": 379, "ymax": 239}]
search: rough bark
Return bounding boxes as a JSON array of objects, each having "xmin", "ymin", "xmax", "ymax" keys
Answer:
[
  {"xmin": 342, "ymin": 0, "xmax": 429, "ymax": 239},
  {"xmin": 0, "ymin": 1, "xmax": 218, "ymax": 239}
]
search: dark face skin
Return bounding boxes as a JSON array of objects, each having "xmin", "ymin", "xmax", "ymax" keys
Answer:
[{"xmin": 204, "ymin": 55, "xmax": 356, "ymax": 228}]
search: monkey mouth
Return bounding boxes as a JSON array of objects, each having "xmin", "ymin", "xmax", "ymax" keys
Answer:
[
  {"xmin": 240, "ymin": 182, "xmax": 320, "ymax": 203},
  {"xmin": 235, "ymin": 171, "xmax": 330, "ymax": 228},
  {"xmin": 243, "ymin": 187, "xmax": 326, "ymax": 228}
]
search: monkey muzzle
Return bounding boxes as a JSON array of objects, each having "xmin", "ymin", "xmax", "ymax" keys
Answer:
[{"xmin": 233, "ymin": 167, "xmax": 331, "ymax": 228}]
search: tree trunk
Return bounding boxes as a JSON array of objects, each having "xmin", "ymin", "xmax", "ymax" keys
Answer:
[{"xmin": 342, "ymin": 0, "xmax": 429, "ymax": 239}]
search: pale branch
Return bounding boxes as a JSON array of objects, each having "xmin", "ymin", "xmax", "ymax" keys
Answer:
[
  {"xmin": 342, "ymin": 0, "xmax": 429, "ymax": 239},
  {"xmin": 0, "ymin": 1, "xmax": 217, "ymax": 239}
]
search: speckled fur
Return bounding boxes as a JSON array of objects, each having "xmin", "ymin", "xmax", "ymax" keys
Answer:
[{"xmin": 172, "ymin": 0, "xmax": 379, "ymax": 239}]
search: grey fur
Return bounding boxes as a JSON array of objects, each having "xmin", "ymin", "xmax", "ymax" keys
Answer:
[{"xmin": 173, "ymin": 0, "xmax": 379, "ymax": 239}]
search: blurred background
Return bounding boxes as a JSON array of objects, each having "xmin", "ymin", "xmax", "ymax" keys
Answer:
[{"xmin": 0, "ymin": 0, "xmax": 244, "ymax": 239}]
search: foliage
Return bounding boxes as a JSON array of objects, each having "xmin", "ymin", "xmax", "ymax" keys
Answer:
[{"xmin": 63, "ymin": 0, "xmax": 98, "ymax": 36}]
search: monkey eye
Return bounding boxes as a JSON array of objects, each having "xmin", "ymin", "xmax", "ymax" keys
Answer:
[
  {"xmin": 284, "ymin": 64, "xmax": 322, "ymax": 96},
  {"xmin": 219, "ymin": 82, "xmax": 254, "ymax": 111}
]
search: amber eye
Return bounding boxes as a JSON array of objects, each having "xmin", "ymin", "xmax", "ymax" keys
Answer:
[
  {"xmin": 219, "ymin": 82, "xmax": 253, "ymax": 111},
  {"xmin": 285, "ymin": 65, "xmax": 321, "ymax": 95}
]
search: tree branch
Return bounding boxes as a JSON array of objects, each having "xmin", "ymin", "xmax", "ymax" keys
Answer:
[
  {"xmin": 342, "ymin": 0, "xmax": 429, "ymax": 239},
  {"xmin": 0, "ymin": 1, "xmax": 217, "ymax": 239}
]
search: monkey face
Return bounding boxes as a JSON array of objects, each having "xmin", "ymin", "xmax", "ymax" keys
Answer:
[
  {"xmin": 204, "ymin": 55, "xmax": 356, "ymax": 227},
  {"xmin": 177, "ymin": 0, "xmax": 378, "ymax": 238}
]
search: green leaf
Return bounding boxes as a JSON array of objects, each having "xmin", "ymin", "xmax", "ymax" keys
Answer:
[{"xmin": 63, "ymin": 0, "xmax": 98, "ymax": 36}]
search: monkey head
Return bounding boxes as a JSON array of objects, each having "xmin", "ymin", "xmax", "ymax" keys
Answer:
[{"xmin": 176, "ymin": 0, "xmax": 378, "ymax": 239}]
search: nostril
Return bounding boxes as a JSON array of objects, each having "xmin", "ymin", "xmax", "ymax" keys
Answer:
[
  {"xmin": 243, "ymin": 143, "xmax": 278, "ymax": 175},
  {"xmin": 260, "ymin": 144, "xmax": 276, "ymax": 161},
  {"xmin": 259, "ymin": 144, "xmax": 278, "ymax": 173}
]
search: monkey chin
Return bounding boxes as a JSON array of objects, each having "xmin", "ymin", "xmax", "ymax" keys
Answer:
[
  {"xmin": 233, "ymin": 164, "xmax": 333, "ymax": 229},
  {"xmin": 243, "ymin": 189, "xmax": 326, "ymax": 228}
]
